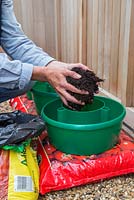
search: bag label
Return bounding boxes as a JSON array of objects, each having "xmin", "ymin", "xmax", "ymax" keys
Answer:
[{"xmin": 14, "ymin": 176, "xmax": 33, "ymax": 192}]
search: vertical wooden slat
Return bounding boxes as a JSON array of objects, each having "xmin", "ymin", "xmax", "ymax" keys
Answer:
[
  {"xmin": 92, "ymin": 0, "xmax": 99, "ymax": 73},
  {"xmin": 77, "ymin": 0, "xmax": 83, "ymax": 63},
  {"xmin": 97, "ymin": 0, "xmax": 105, "ymax": 79},
  {"xmin": 118, "ymin": 0, "xmax": 132, "ymax": 104},
  {"xmin": 13, "ymin": 0, "xmax": 23, "ymax": 23},
  {"xmin": 32, "ymin": 0, "xmax": 45, "ymax": 47},
  {"xmin": 44, "ymin": 0, "xmax": 57, "ymax": 58},
  {"xmin": 117, "ymin": 0, "xmax": 128, "ymax": 98},
  {"xmin": 76, "ymin": 0, "xmax": 82, "ymax": 63},
  {"xmin": 79, "ymin": 0, "xmax": 87, "ymax": 65},
  {"xmin": 33, "ymin": 0, "xmax": 57, "ymax": 57},
  {"xmin": 60, "ymin": 0, "xmax": 82, "ymax": 63},
  {"xmin": 54, "ymin": 0, "xmax": 61, "ymax": 60},
  {"xmin": 126, "ymin": 0, "xmax": 134, "ymax": 106},
  {"xmin": 110, "ymin": 0, "xmax": 121, "ymax": 96},
  {"xmin": 103, "ymin": 0, "xmax": 113, "ymax": 91},
  {"xmin": 20, "ymin": 0, "xmax": 34, "ymax": 40},
  {"xmin": 87, "ymin": 0, "xmax": 93, "ymax": 68}
]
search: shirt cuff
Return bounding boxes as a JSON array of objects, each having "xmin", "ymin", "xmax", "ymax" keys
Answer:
[
  {"xmin": 19, "ymin": 57, "xmax": 56, "ymax": 89},
  {"xmin": 19, "ymin": 63, "xmax": 34, "ymax": 89}
]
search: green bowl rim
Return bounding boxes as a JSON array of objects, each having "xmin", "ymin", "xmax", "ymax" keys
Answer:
[
  {"xmin": 31, "ymin": 87, "xmax": 58, "ymax": 97},
  {"xmin": 41, "ymin": 96, "xmax": 126, "ymax": 131},
  {"xmin": 31, "ymin": 82, "xmax": 58, "ymax": 97},
  {"xmin": 31, "ymin": 89, "xmax": 58, "ymax": 97}
]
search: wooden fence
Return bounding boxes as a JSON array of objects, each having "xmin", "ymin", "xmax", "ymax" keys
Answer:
[{"xmin": 14, "ymin": 0, "xmax": 134, "ymax": 106}]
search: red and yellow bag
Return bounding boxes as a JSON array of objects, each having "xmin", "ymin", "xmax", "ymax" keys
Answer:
[{"xmin": 0, "ymin": 146, "xmax": 39, "ymax": 200}]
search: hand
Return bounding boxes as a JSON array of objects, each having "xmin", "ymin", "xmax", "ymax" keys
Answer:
[{"xmin": 32, "ymin": 61, "xmax": 91, "ymax": 107}]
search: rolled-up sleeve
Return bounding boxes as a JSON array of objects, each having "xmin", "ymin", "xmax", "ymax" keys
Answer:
[
  {"xmin": 0, "ymin": 53, "xmax": 33, "ymax": 89},
  {"xmin": 0, "ymin": 0, "xmax": 55, "ymax": 89}
]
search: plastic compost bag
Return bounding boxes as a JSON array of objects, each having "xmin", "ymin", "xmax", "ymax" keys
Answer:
[
  {"xmin": 38, "ymin": 131, "xmax": 134, "ymax": 194},
  {"xmin": 0, "ymin": 110, "xmax": 45, "ymax": 151},
  {"xmin": 10, "ymin": 95, "xmax": 134, "ymax": 195},
  {"xmin": 0, "ymin": 145, "xmax": 39, "ymax": 200}
]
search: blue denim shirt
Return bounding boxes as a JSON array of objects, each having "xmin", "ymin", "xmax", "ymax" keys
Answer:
[{"xmin": 0, "ymin": 0, "xmax": 54, "ymax": 90}]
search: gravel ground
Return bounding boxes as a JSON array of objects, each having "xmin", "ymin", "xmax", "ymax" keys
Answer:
[
  {"xmin": 0, "ymin": 101, "xmax": 134, "ymax": 200},
  {"xmin": 39, "ymin": 174, "xmax": 134, "ymax": 200}
]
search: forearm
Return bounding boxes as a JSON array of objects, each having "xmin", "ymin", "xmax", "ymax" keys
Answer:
[
  {"xmin": 32, "ymin": 66, "xmax": 46, "ymax": 82},
  {"xmin": 0, "ymin": 0, "xmax": 55, "ymax": 90}
]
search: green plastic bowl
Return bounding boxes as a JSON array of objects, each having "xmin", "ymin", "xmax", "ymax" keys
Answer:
[
  {"xmin": 31, "ymin": 81, "xmax": 59, "ymax": 115},
  {"xmin": 41, "ymin": 96, "xmax": 126, "ymax": 155}
]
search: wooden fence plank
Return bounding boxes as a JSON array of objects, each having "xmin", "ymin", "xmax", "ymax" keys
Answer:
[
  {"xmin": 97, "ymin": 0, "xmax": 105, "ymax": 79},
  {"xmin": 87, "ymin": 0, "xmax": 93, "ymax": 68},
  {"xmin": 103, "ymin": 0, "xmax": 113, "ymax": 91},
  {"xmin": 20, "ymin": 0, "xmax": 34, "ymax": 40},
  {"xmin": 80, "ymin": 0, "xmax": 87, "ymax": 65},
  {"xmin": 60, "ymin": 0, "xmax": 82, "ymax": 63},
  {"xmin": 110, "ymin": 0, "xmax": 121, "ymax": 96},
  {"xmin": 92, "ymin": 0, "xmax": 99, "ymax": 73},
  {"xmin": 127, "ymin": 0, "xmax": 134, "ymax": 106},
  {"xmin": 54, "ymin": 0, "xmax": 61, "ymax": 60},
  {"xmin": 118, "ymin": 0, "xmax": 132, "ymax": 104}
]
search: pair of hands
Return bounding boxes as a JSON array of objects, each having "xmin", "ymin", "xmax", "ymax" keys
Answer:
[{"xmin": 32, "ymin": 61, "xmax": 91, "ymax": 107}]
